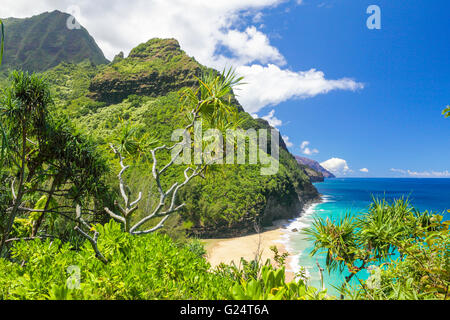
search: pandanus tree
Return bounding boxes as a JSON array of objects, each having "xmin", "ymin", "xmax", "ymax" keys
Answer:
[
  {"xmin": 0, "ymin": 71, "xmax": 108, "ymax": 254},
  {"xmin": 30, "ymin": 117, "xmax": 109, "ymax": 236},
  {"xmin": 0, "ymin": 71, "xmax": 52, "ymax": 253}
]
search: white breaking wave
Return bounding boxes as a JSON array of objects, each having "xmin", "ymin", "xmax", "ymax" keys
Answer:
[{"xmin": 277, "ymin": 200, "xmax": 324, "ymax": 280}]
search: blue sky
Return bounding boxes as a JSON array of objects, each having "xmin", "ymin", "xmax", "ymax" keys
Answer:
[
  {"xmin": 3, "ymin": 0, "xmax": 449, "ymax": 177},
  {"xmin": 251, "ymin": 0, "xmax": 450, "ymax": 177}
]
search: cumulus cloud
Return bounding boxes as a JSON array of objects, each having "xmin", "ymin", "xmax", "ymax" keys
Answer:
[
  {"xmin": 300, "ymin": 141, "xmax": 319, "ymax": 156},
  {"xmin": 321, "ymin": 158, "xmax": 351, "ymax": 176},
  {"xmin": 218, "ymin": 27, "xmax": 286, "ymax": 67},
  {"xmin": 390, "ymin": 168, "xmax": 407, "ymax": 174},
  {"xmin": 261, "ymin": 109, "xmax": 283, "ymax": 128},
  {"xmin": 1, "ymin": 0, "xmax": 363, "ymax": 113},
  {"xmin": 359, "ymin": 168, "xmax": 369, "ymax": 173},
  {"xmin": 236, "ymin": 64, "xmax": 364, "ymax": 113},
  {"xmin": 390, "ymin": 168, "xmax": 450, "ymax": 178},
  {"xmin": 282, "ymin": 135, "xmax": 293, "ymax": 148}
]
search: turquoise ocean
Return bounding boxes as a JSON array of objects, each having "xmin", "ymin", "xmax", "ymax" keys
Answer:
[{"xmin": 281, "ymin": 178, "xmax": 450, "ymax": 296}]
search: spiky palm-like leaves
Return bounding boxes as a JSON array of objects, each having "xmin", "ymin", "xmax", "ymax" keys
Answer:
[
  {"xmin": 181, "ymin": 68, "xmax": 245, "ymax": 131},
  {"xmin": 443, "ymin": 105, "xmax": 450, "ymax": 118},
  {"xmin": 0, "ymin": 71, "xmax": 108, "ymax": 252},
  {"xmin": 304, "ymin": 213, "xmax": 359, "ymax": 274},
  {"xmin": 303, "ymin": 197, "xmax": 448, "ymax": 299},
  {"xmin": 0, "ymin": 71, "xmax": 53, "ymax": 254}
]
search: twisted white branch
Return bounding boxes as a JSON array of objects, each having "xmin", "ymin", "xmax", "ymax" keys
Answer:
[{"xmin": 74, "ymin": 205, "xmax": 108, "ymax": 264}]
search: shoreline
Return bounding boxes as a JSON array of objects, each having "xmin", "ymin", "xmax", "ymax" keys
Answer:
[{"xmin": 204, "ymin": 198, "xmax": 323, "ymax": 283}]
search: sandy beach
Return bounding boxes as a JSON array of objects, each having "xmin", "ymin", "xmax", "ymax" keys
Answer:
[{"xmin": 203, "ymin": 219, "xmax": 296, "ymax": 282}]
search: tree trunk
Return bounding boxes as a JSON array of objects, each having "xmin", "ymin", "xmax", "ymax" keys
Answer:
[
  {"xmin": 31, "ymin": 179, "xmax": 57, "ymax": 237},
  {"xmin": 0, "ymin": 126, "xmax": 27, "ymax": 256}
]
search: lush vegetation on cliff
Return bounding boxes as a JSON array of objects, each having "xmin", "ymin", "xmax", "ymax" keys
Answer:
[{"xmin": 23, "ymin": 37, "xmax": 317, "ymax": 238}]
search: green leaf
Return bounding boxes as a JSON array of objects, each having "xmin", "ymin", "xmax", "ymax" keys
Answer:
[{"xmin": 443, "ymin": 105, "xmax": 450, "ymax": 118}]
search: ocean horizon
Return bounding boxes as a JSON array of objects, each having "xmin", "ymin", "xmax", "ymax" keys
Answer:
[{"xmin": 282, "ymin": 177, "xmax": 450, "ymax": 296}]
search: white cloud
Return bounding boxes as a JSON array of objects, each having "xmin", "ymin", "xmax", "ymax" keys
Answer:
[
  {"xmin": 236, "ymin": 64, "xmax": 364, "ymax": 113},
  {"xmin": 282, "ymin": 135, "xmax": 293, "ymax": 148},
  {"xmin": 321, "ymin": 158, "xmax": 351, "ymax": 176},
  {"xmin": 1, "ymin": 0, "xmax": 363, "ymax": 113},
  {"xmin": 390, "ymin": 168, "xmax": 407, "ymax": 174},
  {"xmin": 391, "ymin": 168, "xmax": 450, "ymax": 178},
  {"xmin": 216, "ymin": 26, "xmax": 286, "ymax": 67},
  {"xmin": 359, "ymin": 168, "xmax": 369, "ymax": 173},
  {"xmin": 261, "ymin": 109, "xmax": 283, "ymax": 128},
  {"xmin": 300, "ymin": 141, "xmax": 319, "ymax": 155}
]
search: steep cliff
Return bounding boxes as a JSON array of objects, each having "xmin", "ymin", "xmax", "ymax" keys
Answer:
[{"xmin": 295, "ymin": 156, "xmax": 336, "ymax": 179}]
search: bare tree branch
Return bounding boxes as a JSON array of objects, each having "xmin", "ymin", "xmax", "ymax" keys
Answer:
[
  {"xmin": 5, "ymin": 235, "xmax": 56, "ymax": 244},
  {"xmin": 74, "ymin": 205, "xmax": 108, "ymax": 265},
  {"xmin": 104, "ymin": 207, "xmax": 126, "ymax": 224}
]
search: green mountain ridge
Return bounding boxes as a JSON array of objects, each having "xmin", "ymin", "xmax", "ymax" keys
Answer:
[{"xmin": 1, "ymin": 11, "xmax": 108, "ymax": 72}]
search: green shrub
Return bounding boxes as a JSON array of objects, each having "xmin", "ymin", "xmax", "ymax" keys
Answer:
[
  {"xmin": 0, "ymin": 220, "xmax": 234, "ymax": 300},
  {"xmin": 231, "ymin": 265, "xmax": 329, "ymax": 300}
]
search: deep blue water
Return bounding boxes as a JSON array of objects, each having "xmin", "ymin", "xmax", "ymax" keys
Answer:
[{"xmin": 285, "ymin": 178, "xmax": 450, "ymax": 296}]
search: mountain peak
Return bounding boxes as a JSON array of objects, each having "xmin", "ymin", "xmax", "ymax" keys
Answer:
[
  {"xmin": 128, "ymin": 38, "xmax": 181, "ymax": 59},
  {"xmin": 1, "ymin": 11, "xmax": 108, "ymax": 72},
  {"xmin": 88, "ymin": 38, "xmax": 202, "ymax": 104}
]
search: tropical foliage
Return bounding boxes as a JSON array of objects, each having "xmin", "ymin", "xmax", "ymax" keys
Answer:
[
  {"xmin": 0, "ymin": 71, "xmax": 110, "ymax": 255},
  {"xmin": 443, "ymin": 105, "xmax": 450, "ymax": 118},
  {"xmin": 0, "ymin": 63, "xmax": 317, "ymax": 300},
  {"xmin": 304, "ymin": 198, "xmax": 450, "ymax": 300},
  {"xmin": 0, "ymin": 220, "xmax": 234, "ymax": 300},
  {"xmin": 0, "ymin": 15, "xmax": 446, "ymax": 301},
  {"xmin": 231, "ymin": 264, "xmax": 329, "ymax": 300}
]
